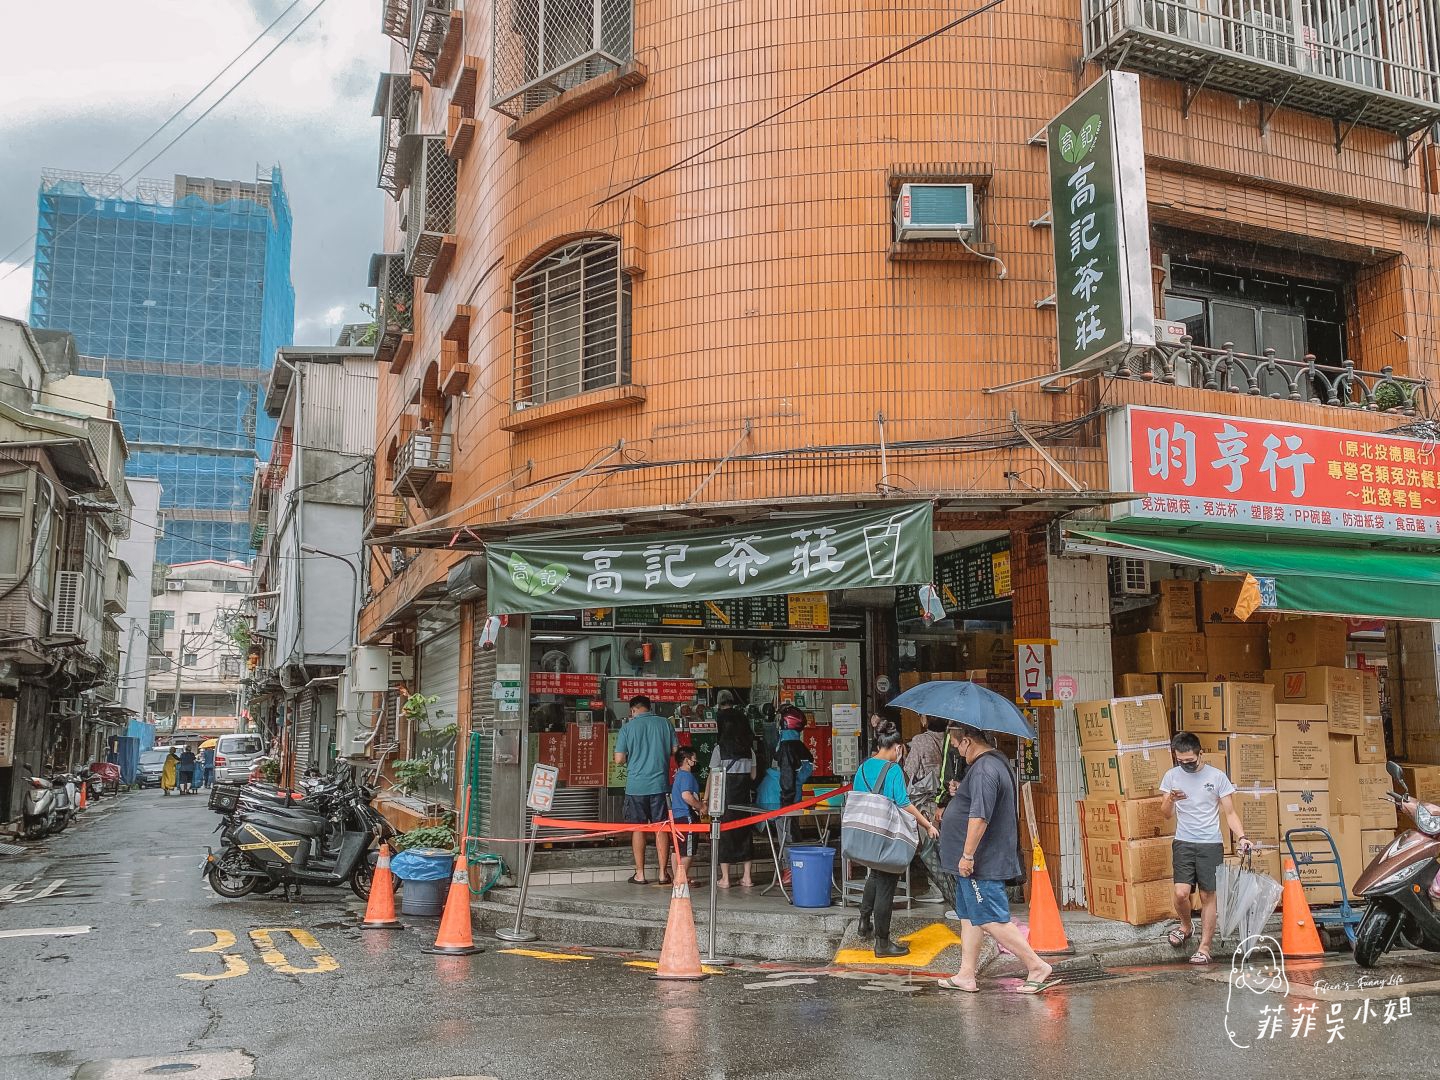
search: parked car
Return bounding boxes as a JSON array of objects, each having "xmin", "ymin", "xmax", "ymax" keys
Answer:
[
  {"xmin": 137, "ymin": 750, "xmax": 169, "ymax": 788},
  {"xmin": 214, "ymin": 734, "xmax": 265, "ymax": 784}
]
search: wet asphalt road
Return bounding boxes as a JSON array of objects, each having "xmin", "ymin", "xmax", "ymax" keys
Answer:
[{"xmin": 3, "ymin": 790, "xmax": 1440, "ymax": 1080}]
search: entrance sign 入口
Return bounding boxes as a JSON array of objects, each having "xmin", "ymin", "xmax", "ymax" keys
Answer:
[
  {"xmin": 1047, "ymin": 70, "xmax": 1155, "ymax": 371},
  {"xmin": 485, "ymin": 502, "xmax": 934, "ymax": 615},
  {"xmin": 1110, "ymin": 405, "xmax": 1440, "ymax": 540},
  {"xmin": 1016, "ymin": 639, "xmax": 1059, "ymax": 708}
]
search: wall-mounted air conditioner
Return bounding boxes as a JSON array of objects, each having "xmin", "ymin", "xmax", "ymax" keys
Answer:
[
  {"xmin": 894, "ymin": 183, "xmax": 976, "ymax": 241},
  {"xmin": 1110, "ymin": 558, "xmax": 1152, "ymax": 596},
  {"xmin": 166, "ymin": 580, "xmax": 185, "ymax": 592},
  {"xmin": 51, "ymin": 572, "xmax": 84, "ymax": 636}
]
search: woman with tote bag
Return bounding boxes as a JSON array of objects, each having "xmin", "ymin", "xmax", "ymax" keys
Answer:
[{"xmin": 844, "ymin": 721, "xmax": 939, "ymax": 957}]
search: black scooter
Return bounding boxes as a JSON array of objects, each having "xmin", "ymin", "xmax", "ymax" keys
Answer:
[
  {"xmin": 203, "ymin": 778, "xmax": 395, "ymax": 901},
  {"xmin": 1352, "ymin": 761, "xmax": 1440, "ymax": 967}
]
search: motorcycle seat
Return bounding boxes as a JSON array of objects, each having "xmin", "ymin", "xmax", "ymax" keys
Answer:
[{"xmin": 242, "ymin": 812, "xmax": 326, "ymax": 838}]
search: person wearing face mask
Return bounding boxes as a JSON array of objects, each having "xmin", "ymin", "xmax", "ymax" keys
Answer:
[{"xmin": 1161, "ymin": 731, "xmax": 1253, "ymax": 966}]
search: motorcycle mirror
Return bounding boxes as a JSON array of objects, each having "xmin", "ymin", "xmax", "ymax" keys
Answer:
[{"xmin": 1387, "ymin": 760, "xmax": 1407, "ymax": 790}]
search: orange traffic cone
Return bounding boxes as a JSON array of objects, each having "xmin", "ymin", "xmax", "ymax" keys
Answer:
[
  {"xmin": 77, "ymin": 781, "xmax": 88, "ymax": 812},
  {"xmin": 1280, "ymin": 857, "xmax": 1324, "ymax": 959},
  {"xmin": 359, "ymin": 844, "xmax": 402, "ymax": 929},
  {"xmin": 1026, "ymin": 842, "xmax": 1072, "ymax": 955},
  {"xmin": 651, "ymin": 878, "xmax": 707, "ymax": 981},
  {"xmin": 422, "ymin": 853, "xmax": 483, "ymax": 956}
]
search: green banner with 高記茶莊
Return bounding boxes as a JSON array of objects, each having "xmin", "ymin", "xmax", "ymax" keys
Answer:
[{"xmin": 484, "ymin": 502, "xmax": 935, "ymax": 615}]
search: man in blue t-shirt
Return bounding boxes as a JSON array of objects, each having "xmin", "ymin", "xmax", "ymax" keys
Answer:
[
  {"xmin": 614, "ymin": 695, "xmax": 678, "ymax": 885},
  {"xmin": 670, "ymin": 747, "xmax": 703, "ymax": 885}
]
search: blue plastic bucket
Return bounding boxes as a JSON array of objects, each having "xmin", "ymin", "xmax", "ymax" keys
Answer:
[{"xmin": 787, "ymin": 845, "xmax": 836, "ymax": 908}]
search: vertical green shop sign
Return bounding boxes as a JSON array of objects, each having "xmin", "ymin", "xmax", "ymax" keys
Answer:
[{"xmin": 1047, "ymin": 71, "xmax": 1155, "ymax": 371}]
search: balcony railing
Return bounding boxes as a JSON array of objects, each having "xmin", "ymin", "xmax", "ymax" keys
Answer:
[
  {"xmin": 404, "ymin": 137, "xmax": 458, "ymax": 280},
  {"xmin": 369, "ymin": 253, "xmax": 415, "ymax": 368},
  {"xmin": 249, "ymin": 510, "xmax": 268, "ymax": 550},
  {"xmin": 1114, "ymin": 339, "xmax": 1433, "ymax": 413},
  {"xmin": 374, "ymin": 73, "xmax": 417, "ymax": 200},
  {"xmin": 492, "ymin": 0, "xmax": 634, "ymax": 118},
  {"xmin": 1084, "ymin": 0, "xmax": 1440, "ymax": 136},
  {"xmin": 409, "ymin": 0, "xmax": 456, "ymax": 82},
  {"xmin": 392, "ymin": 431, "xmax": 454, "ymax": 500},
  {"xmin": 365, "ymin": 492, "xmax": 408, "ymax": 538}
]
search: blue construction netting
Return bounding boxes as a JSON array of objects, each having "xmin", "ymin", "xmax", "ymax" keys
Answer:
[{"xmin": 30, "ymin": 167, "xmax": 295, "ymax": 564}]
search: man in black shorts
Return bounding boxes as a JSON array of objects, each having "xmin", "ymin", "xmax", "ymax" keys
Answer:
[
  {"xmin": 614, "ymin": 695, "xmax": 678, "ymax": 884},
  {"xmin": 1161, "ymin": 731, "xmax": 1252, "ymax": 966}
]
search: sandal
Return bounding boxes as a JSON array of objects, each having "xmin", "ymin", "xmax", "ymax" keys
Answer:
[
  {"xmin": 626, "ymin": 875, "xmax": 648, "ymax": 885},
  {"xmin": 1018, "ymin": 979, "xmax": 1059, "ymax": 994},
  {"xmin": 1189, "ymin": 950, "xmax": 1212, "ymax": 966},
  {"xmin": 1166, "ymin": 926, "xmax": 1192, "ymax": 948},
  {"xmin": 937, "ymin": 976, "xmax": 979, "ymax": 993}
]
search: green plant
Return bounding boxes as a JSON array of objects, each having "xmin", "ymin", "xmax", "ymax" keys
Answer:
[
  {"xmin": 392, "ymin": 758, "xmax": 432, "ymax": 796},
  {"xmin": 228, "ymin": 623, "xmax": 251, "ymax": 651},
  {"xmin": 434, "ymin": 722, "xmax": 459, "ymax": 741},
  {"xmin": 392, "ymin": 824, "xmax": 456, "ymax": 853},
  {"xmin": 402, "ymin": 693, "xmax": 439, "ymax": 724},
  {"xmin": 1373, "ymin": 381, "xmax": 1412, "ymax": 412},
  {"xmin": 257, "ymin": 757, "xmax": 281, "ymax": 783}
]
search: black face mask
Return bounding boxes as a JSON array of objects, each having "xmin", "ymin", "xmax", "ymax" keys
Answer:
[{"xmin": 1179, "ymin": 760, "xmax": 1201, "ymax": 773}]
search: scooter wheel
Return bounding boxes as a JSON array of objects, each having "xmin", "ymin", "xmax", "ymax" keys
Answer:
[
  {"xmin": 207, "ymin": 851, "xmax": 260, "ymax": 898},
  {"xmin": 1354, "ymin": 904, "xmax": 1403, "ymax": 968},
  {"xmin": 349, "ymin": 861, "xmax": 374, "ymax": 901}
]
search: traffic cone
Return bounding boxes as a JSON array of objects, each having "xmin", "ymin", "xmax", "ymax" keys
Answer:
[
  {"xmin": 1280, "ymin": 857, "xmax": 1324, "ymax": 959},
  {"xmin": 421, "ymin": 853, "xmax": 483, "ymax": 956},
  {"xmin": 1025, "ymin": 842, "xmax": 1072, "ymax": 955},
  {"xmin": 651, "ymin": 879, "xmax": 707, "ymax": 981},
  {"xmin": 359, "ymin": 844, "xmax": 402, "ymax": 929},
  {"xmin": 77, "ymin": 782, "xmax": 87, "ymax": 812}
]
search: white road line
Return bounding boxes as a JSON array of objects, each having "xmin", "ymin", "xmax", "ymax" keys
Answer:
[
  {"xmin": 0, "ymin": 925, "xmax": 92, "ymax": 939},
  {"xmin": 743, "ymin": 977, "xmax": 817, "ymax": 989}
]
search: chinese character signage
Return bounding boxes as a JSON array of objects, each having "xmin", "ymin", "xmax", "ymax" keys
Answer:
[
  {"xmin": 526, "ymin": 762, "xmax": 559, "ymax": 812},
  {"xmin": 615, "ymin": 678, "xmax": 697, "ymax": 703},
  {"xmin": 486, "ymin": 502, "xmax": 934, "ymax": 615},
  {"xmin": 1112, "ymin": 406, "xmax": 1440, "ymax": 539},
  {"xmin": 529, "ymin": 672, "xmax": 603, "ymax": 697},
  {"xmin": 565, "ymin": 721, "xmax": 607, "ymax": 788},
  {"xmin": 1047, "ymin": 71, "xmax": 1155, "ymax": 371}
]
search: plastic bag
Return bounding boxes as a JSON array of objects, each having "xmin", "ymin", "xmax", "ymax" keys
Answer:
[
  {"xmin": 1217, "ymin": 856, "xmax": 1284, "ymax": 942},
  {"xmin": 389, "ymin": 847, "xmax": 455, "ymax": 881}
]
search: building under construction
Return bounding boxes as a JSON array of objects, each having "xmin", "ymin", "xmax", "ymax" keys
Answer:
[{"xmin": 29, "ymin": 168, "xmax": 295, "ymax": 563}]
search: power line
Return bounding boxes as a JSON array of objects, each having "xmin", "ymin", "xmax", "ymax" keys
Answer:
[
  {"xmin": 0, "ymin": 0, "xmax": 311, "ymax": 274},
  {"xmin": 1, "ymin": 0, "xmax": 333, "ymax": 285}
]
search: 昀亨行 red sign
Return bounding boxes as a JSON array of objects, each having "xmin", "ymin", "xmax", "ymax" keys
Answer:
[{"xmin": 1115, "ymin": 406, "xmax": 1440, "ymax": 540}]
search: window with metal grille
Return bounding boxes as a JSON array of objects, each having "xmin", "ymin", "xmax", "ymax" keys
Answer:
[
  {"xmin": 512, "ymin": 239, "xmax": 631, "ymax": 407},
  {"xmin": 492, "ymin": 0, "xmax": 633, "ymax": 118},
  {"xmin": 405, "ymin": 137, "xmax": 458, "ymax": 279},
  {"xmin": 374, "ymin": 73, "xmax": 416, "ymax": 199}
]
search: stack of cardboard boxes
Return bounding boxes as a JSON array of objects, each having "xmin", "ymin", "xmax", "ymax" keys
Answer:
[
  {"xmin": 1075, "ymin": 695, "xmax": 1176, "ymax": 924},
  {"xmin": 1111, "ymin": 580, "xmax": 1205, "ymax": 702},
  {"xmin": 1265, "ymin": 616, "xmax": 1397, "ymax": 904}
]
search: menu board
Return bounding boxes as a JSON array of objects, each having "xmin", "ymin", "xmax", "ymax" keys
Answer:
[
  {"xmin": 583, "ymin": 593, "xmax": 826, "ymax": 632},
  {"xmin": 615, "ymin": 677, "xmax": 697, "ymax": 703},
  {"xmin": 565, "ymin": 721, "xmax": 608, "ymax": 787},
  {"xmin": 529, "ymin": 672, "xmax": 603, "ymax": 697},
  {"xmin": 897, "ymin": 538, "xmax": 1013, "ymax": 621},
  {"xmin": 787, "ymin": 592, "xmax": 831, "ymax": 632}
]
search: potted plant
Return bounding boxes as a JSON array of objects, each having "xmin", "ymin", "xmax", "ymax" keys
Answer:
[{"xmin": 388, "ymin": 823, "xmax": 457, "ymax": 916}]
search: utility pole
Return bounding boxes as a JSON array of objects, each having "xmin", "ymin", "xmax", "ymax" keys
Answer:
[{"xmin": 171, "ymin": 630, "xmax": 186, "ymax": 738}]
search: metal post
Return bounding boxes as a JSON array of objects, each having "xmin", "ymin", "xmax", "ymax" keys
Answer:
[
  {"xmin": 495, "ymin": 821, "xmax": 540, "ymax": 943},
  {"xmin": 703, "ymin": 771, "xmax": 732, "ymax": 965}
]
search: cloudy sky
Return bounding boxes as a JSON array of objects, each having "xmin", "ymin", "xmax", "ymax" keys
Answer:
[{"xmin": 0, "ymin": 0, "xmax": 387, "ymax": 343}]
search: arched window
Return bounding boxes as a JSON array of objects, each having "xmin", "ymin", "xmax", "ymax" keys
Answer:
[{"xmin": 512, "ymin": 238, "xmax": 630, "ymax": 407}]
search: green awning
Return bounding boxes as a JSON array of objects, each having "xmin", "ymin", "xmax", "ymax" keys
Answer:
[{"xmin": 1070, "ymin": 527, "xmax": 1440, "ymax": 621}]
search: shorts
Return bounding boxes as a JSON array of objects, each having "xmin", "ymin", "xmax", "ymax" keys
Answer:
[
  {"xmin": 623, "ymin": 793, "xmax": 669, "ymax": 826},
  {"xmin": 953, "ymin": 876, "xmax": 1012, "ymax": 926},
  {"xmin": 1173, "ymin": 840, "xmax": 1225, "ymax": 893},
  {"xmin": 674, "ymin": 813, "xmax": 697, "ymax": 858}
]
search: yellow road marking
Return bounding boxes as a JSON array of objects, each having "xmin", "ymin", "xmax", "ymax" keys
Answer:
[
  {"xmin": 499, "ymin": 948, "xmax": 594, "ymax": 962},
  {"xmin": 624, "ymin": 959, "xmax": 728, "ymax": 976},
  {"xmin": 833, "ymin": 922, "xmax": 961, "ymax": 968},
  {"xmin": 249, "ymin": 928, "xmax": 339, "ymax": 974},
  {"xmin": 178, "ymin": 929, "xmax": 249, "ymax": 981}
]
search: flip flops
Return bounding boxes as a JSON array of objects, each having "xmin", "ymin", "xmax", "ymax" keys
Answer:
[
  {"xmin": 937, "ymin": 976, "xmax": 979, "ymax": 993},
  {"xmin": 626, "ymin": 875, "xmax": 647, "ymax": 885},
  {"xmin": 1018, "ymin": 979, "xmax": 1060, "ymax": 994}
]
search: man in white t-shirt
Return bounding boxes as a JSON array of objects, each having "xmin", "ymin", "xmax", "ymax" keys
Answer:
[{"xmin": 1160, "ymin": 731, "xmax": 1251, "ymax": 966}]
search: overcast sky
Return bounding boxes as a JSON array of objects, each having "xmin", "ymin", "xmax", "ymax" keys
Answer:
[{"xmin": 0, "ymin": 0, "xmax": 387, "ymax": 344}]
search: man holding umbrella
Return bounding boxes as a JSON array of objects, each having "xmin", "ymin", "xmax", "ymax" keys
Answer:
[{"xmin": 885, "ymin": 679, "xmax": 1056, "ymax": 994}]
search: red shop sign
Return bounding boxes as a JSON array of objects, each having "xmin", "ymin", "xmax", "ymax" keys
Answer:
[
  {"xmin": 529, "ymin": 672, "xmax": 602, "ymax": 697},
  {"xmin": 780, "ymin": 677, "xmax": 851, "ymax": 692},
  {"xmin": 615, "ymin": 678, "xmax": 696, "ymax": 703},
  {"xmin": 535, "ymin": 731, "xmax": 570, "ymax": 785},
  {"xmin": 1115, "ymin": 405, "xmax": 1440, "ymax": 540},
  {"xmin": 565, "ymin": 722, "xmax": 607, "ymax": 788}
]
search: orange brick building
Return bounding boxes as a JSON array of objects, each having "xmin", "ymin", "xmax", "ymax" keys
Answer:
[{"xmin": 356, "ymin": 0, "xmax": 1440, "ymax": 898}]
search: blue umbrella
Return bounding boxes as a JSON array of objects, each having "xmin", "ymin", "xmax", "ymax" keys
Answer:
[{"xmin": 887, "ymin": 680, "xmax": 1037, "ymax": 740}]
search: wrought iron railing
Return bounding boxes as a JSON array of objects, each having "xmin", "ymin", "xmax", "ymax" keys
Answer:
[
  {"xmin": 492, "ymin": 0, "xmax": 634, "ymax": 117},
  {"xmin": 404, "ymin": 138, "xmax": 458, "ymax": 279},
  {"xmin": 365, "ymin": 492, "xmax": 408, "ymax": 537},
  {"xmin": 1083, "ymin": 0, "xmax": 1440, "ymax": 135},
  {"xmin": 393, "ymin": 432, "xmax": 454, "ymax": 491},
  {"xmin": 1114, "ymin": 339, "xmax": 1433, "ymax": 413}
]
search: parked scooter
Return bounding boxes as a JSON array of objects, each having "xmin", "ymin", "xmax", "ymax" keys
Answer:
[
  {"xmin": 1352, "ymin": 761, "xmax": 1440, "ymax": 967},
  {"xmin": 47, "ymin": 771, "xmax": 78, "ymax": 833},
  {"xmin": 202, "ymin": 769, "xmax": 395, "ymax": 901},
  {"xmin": 21, "ymin": 770, "xmax": 57, "ymax": 839}
]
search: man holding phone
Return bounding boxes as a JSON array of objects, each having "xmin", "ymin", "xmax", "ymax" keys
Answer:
[{"xmin": 1160, "ymin": 731, "xmax": 1252, "ymax": 966}]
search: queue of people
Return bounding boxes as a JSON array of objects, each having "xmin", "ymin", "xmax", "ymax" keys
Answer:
[{"xmin": 158, "ymin": 743, "xmax": 213, "ymax": 796}]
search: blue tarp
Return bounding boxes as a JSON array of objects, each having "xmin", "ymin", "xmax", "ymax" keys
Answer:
[
  {"xmin": 389, "ymin": 848, "xmax": 454, "ymax": 881},
  {"xmin": 126, "ymin": 719, "xmax": 156, "ymax": 753},
  {"xmin": 109, "ymin": 736, "xmax": 141, "ymax": 784}
]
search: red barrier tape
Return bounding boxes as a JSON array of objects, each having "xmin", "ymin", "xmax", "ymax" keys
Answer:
[{"xmin": 531, "ymin": 784, "xmax": 851, "ymax": 836}]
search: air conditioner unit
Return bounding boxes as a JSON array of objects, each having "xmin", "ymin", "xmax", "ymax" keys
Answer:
[
  {"xmin": 1242, "ymin": 11, "xmax": 1295, "ymax": 66},
  {"xmin": 389, "ymin": 654, "xmax": 414, "ymax": 682},
  {"xmin": 1110, "ymin": 558, "xmax": 1152, "ymax": 597},
  {"xmin": 51, "ymin": 572, "xmax": 84, "ymax": 636},
  {"xmin": 894, "ymin": 183, "xmax": 976, "ymax": 241},
  {"xmin": 349, "ymin": 645, "xmax": 392, "ymax": 693},
  {"xmin": 166, "ymin": 580, "xmax": 185, "ymax": 592}
]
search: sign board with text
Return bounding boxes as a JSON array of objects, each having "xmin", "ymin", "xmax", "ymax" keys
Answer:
[
  {"xmin": 526, "ymin": 763, "xmax": 559, "ymax": 812},
  {"xmin": 1111, "ymin": 405, "xmax": 1440, "ymax": 540},
  {"xmin": 1047, "ymin": 70, "xmax": 1154, "ymax": 371}
]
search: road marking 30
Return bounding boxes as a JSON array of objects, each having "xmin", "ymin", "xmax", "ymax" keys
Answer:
[{"xmin": 177, "ymin": 928, "xmax": 338, "ymax": 981}]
